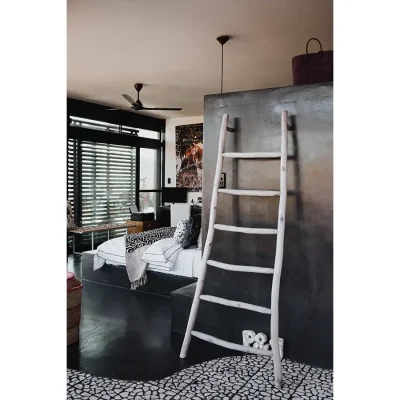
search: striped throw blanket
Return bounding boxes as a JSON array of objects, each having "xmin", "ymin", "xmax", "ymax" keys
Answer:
[{"xmin": 125, "ymin": 227, "xmax": 176, "ymax": 289}]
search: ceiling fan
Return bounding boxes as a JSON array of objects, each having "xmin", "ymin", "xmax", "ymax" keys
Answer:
[{"xmin": 107, "ymin": 83, "xmax": 183, "ymax": 112}]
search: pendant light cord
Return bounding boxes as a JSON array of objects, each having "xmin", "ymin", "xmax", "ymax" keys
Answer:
[
  {"xmin": 217, "ymin": 35, "xmax": 229, "ymax": 94},
  {"xmin": 221, "ymin": 44, "xmax": 224, "ymax": 94}
]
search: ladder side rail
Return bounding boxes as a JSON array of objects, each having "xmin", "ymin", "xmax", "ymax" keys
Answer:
[
  {"xmin": 270, "ymin": 110, "xmax": 288, "ymax": 388},
  {"xmin": 179, "ymin": 113, "xmax": 230, "ymax": 358}
]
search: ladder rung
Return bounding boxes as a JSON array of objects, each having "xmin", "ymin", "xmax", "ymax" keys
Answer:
[
  {"xmin": 218, "ymin": 189, "xmax": 280, "ymax": 197},
  {"xmin": 191, "ymin": 331, "xmax": 273, "ymax": 356},
  {"xmin": 214, "ymin": 224, "xmax": 278, "ymax": 235},
  {"xmin": 199, "ymin": 294, "xmax": 271, "ymax": 314},
  {"xmin": 207, "ymin": 259, "xmax": 274, "ymax": 274},
  {"xmin": 223, "ymin": 152, "xmax": 281, "ymax": 159}
]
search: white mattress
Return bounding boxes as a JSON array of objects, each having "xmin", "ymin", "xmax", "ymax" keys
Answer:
[{"xmin": 96, "ymin": 235, "xmax": 202, "ymax": 278}]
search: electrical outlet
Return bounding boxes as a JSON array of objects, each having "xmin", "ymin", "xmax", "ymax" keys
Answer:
[
  {"xmin": 219, "ymin": 173, "xmax": 226, "ymax": 188},
  {"xmin": 242, "ymin": 330, "xmax": 284, "ymax": 359}
]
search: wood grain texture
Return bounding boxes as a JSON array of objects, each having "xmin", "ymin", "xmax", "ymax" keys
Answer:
[
  {"xmin": 126, "ymin": 220, "xmax": 159, "ymax": 234},
  {"xmin": 223, "ymin": 152, "xmax": 281, "ymax": 159},
  {"xmin": 207, "ymin": 259, "xmax": 274, "ymax": 274},
  {"xmin": 269, "ymin": 110, "xmax": 288, "ymax": 388},
  {"xmin": 214, "ymin": 224, "xmax": 278, "ymax": 235},
  {"xmin": 200, "ymin": 295, "xmax": 271, "ymax": 314},
  {"xmin": 218, "ymin": 189, "xmax": 280, "ymax": 197}
]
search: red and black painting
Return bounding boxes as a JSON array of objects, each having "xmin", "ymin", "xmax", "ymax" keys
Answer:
[{"xmin": 175, "ymin": 123, "xmax": 203, "ymax": 192}]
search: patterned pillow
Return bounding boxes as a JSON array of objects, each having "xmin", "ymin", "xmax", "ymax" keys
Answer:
[
  {"xmin": 173, "ymin": 214, "xmax": 202, "ymax": 249},
  {"xmin": 173, "ymin": 219, "xmax": 189, "ymax": 246}
]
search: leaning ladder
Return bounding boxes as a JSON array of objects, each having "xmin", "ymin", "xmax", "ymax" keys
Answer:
[{"xmin": 179, "ymin": 111, "xmax": 289, "ymax": 388}]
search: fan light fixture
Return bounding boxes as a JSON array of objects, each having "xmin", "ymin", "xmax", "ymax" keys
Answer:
[{"xmin": 107, "ymin": 83, "xmax": 183, "ymax": 112}]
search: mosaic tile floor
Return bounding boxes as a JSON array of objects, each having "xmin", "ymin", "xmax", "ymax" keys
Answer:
[{"xmin": 67, "ymin": 355, "xmax": 333, "ymax": 400}]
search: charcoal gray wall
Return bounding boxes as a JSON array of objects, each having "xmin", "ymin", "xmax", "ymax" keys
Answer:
[{"xmin": 201, "ymin": 83, "xmax": 333, "ymax": 368}]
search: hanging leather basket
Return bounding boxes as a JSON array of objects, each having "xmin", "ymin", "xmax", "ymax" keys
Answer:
[{"xmin": 292, "ymin": 38, "xmax": 333, "ymax": 85}]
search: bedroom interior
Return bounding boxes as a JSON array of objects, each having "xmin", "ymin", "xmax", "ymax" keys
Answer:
[{"xmin": 66, "ymin": 0, "xmax": 333, "ymax": 398}]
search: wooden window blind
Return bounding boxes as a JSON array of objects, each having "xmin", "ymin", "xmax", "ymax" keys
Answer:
[
  {"xmin": 80, "ymin": 141, "xmax": 136, "ymax": 226},
  {"xmin": 68, "ymin": 138, "xmax": 137, "ymax": 251}
]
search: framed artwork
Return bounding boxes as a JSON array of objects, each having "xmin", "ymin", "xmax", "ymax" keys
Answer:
[{"xmin": 175, "ymin": 123, "xmax": 203, "ymax": 192}]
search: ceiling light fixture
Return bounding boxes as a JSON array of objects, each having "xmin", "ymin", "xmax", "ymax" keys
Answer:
[{"xmin": 217, "ymin": 35, "xmax": 230, "ymax": 94}]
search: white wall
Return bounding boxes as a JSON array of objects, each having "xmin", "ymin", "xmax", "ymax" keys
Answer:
[{"xmin": 165, "ymin": 116, "xmax": 203, "ymax": 204}]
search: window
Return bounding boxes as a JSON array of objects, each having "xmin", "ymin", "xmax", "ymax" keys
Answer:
[
  {"xmin": 70, "ymin": 117, "xmax": 159, "ymax": 139},
  {"xmin": 139, "ymin": 148, "xmax": 161, "ymax": 213},
  {"xmin": 80, "ymin": 141, "xmax": 136, "ymax": 226},
  {"xmin": 68, "ymin": 139, "xmax": 137, "ymax": 251},
  {"xmin": 67, "ymin": 113, "xmax": 164, "ymax": 253},
  {"xmin": 67, "ymin": 138, "xmax": 79, "ymax": 250},
  {"xmin": 67, "ymin": 138, "xmax": 78, "ymax": 219},
  {"xmin": 123, "ymin": 126, "xmax": 160, "ymax": 140}
]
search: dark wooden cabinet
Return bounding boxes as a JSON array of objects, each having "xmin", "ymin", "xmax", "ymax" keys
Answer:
[
  {"xmin": 126, "ymin": 220, "xmax": 159, "ymax": 234},
  {"xmin": 156, "ymin": 205, "xmax": 202, "ymax": 227}
]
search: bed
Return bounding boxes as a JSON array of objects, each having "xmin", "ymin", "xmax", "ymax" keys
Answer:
[{"xmin": 91, "ymin": 229, "xmax": 202, "ymax": 290}]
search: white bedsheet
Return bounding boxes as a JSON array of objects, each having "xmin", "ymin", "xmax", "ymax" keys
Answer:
[
  {"xmin": 141, "ymin": 238, "xmax": 183, "ymax": 270},
  {"xmin": 94, "ymin": 235, "xmax": 202, "ymax": 278}
]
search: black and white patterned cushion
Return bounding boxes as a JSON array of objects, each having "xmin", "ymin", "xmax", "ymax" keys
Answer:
[
  {"xmin": 126, "ymin": 227, "xmax": 176, "ymax": 254},
  {"xmin": 173, "ymin": 220, "xmax": 189, "ymax": 246},
  {"xmin": 173, "ymin": 214, "xmax": 201, "ymax": 249}
]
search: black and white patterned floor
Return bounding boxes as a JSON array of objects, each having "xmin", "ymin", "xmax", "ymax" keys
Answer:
[{"xmin": 67, "ymin": 355, "xmax": 333, "ymax": 400}]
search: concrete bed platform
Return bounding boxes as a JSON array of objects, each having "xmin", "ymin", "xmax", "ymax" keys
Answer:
[{"xmin": 81, "ymin": 250, "xmax": 196, "ymax": 297}]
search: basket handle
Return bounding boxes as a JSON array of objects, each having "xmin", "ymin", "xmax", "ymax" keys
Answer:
[{"xmin": 306, "ymin": 38, "xmax": 324, "ymax": 59}]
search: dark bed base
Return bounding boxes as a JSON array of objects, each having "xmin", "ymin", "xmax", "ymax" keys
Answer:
[{"xmin": 81, "ymin": 252, "xmax": 196, "ymax": 297}]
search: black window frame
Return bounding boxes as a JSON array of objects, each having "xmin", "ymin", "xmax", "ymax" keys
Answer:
[
  {"xmin": 137, "ymin": 146, "xmax": 163, "ymax": 214},
  {"xmin": 67, "ymin": 98, "xmax": 166, "ymax": 252}
]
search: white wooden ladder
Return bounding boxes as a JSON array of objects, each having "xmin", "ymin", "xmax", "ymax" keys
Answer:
[{"xmin": 179, "ymin": 111, "xmax": 289, "ymax": 389}]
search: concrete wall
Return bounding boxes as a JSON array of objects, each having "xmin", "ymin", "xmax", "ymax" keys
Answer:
[
  {"xmin": 202, "ymin": 83, "xmax": 333, "ymax": 368},
  {"xmin": 165, "ymin": 116, "xmax": 203, "ymax": 204}
]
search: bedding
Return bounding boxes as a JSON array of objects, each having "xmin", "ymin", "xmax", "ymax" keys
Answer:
[
  {"xmin": 125, "ymin": 227, "xmax": 176, "ymax": 289},
  {"xmin": 141, "ymin": 238, "xmax": 183, "ymax": 270},
  {"xmin": 93, "ymin": 233, "xmax": 202, "ymax": 287}
]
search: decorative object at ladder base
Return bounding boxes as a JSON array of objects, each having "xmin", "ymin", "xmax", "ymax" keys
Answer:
[
  {"xmin": 292, "ymin": 38, "xmax": 333, "ymax": 85},
  {"xmin": 242, "ymin": 330, "xmax": 284, "ymax": 358},
  {"xmin": 67, "ymin": 272, "xmax": 82, "ymax": 345}
]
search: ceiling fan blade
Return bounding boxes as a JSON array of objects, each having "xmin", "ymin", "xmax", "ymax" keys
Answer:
[
  {"xmin": 106, "ymin": 107, "xmax": 134, "ymax": 111},
  {"xmin": 122, "ymin": 94, "xmax": 137, "ymax": 105},
  {"xmin": 105, "ymin": 107, "xmax": 137, "ymax": 111},
  {"xmin": 142, "ymin": 107, "xmax": 183, "ymax": 111}
]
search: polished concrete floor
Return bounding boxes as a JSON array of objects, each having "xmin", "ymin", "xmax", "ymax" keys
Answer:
[{"xmin": 67, "ymin": 255, "xmax": 236, "ymax": 381}]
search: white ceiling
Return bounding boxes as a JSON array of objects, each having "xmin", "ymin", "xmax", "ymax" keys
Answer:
[{"xmin": 67, "ymin": 0, "xmax": 333, "ymax": 119}]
